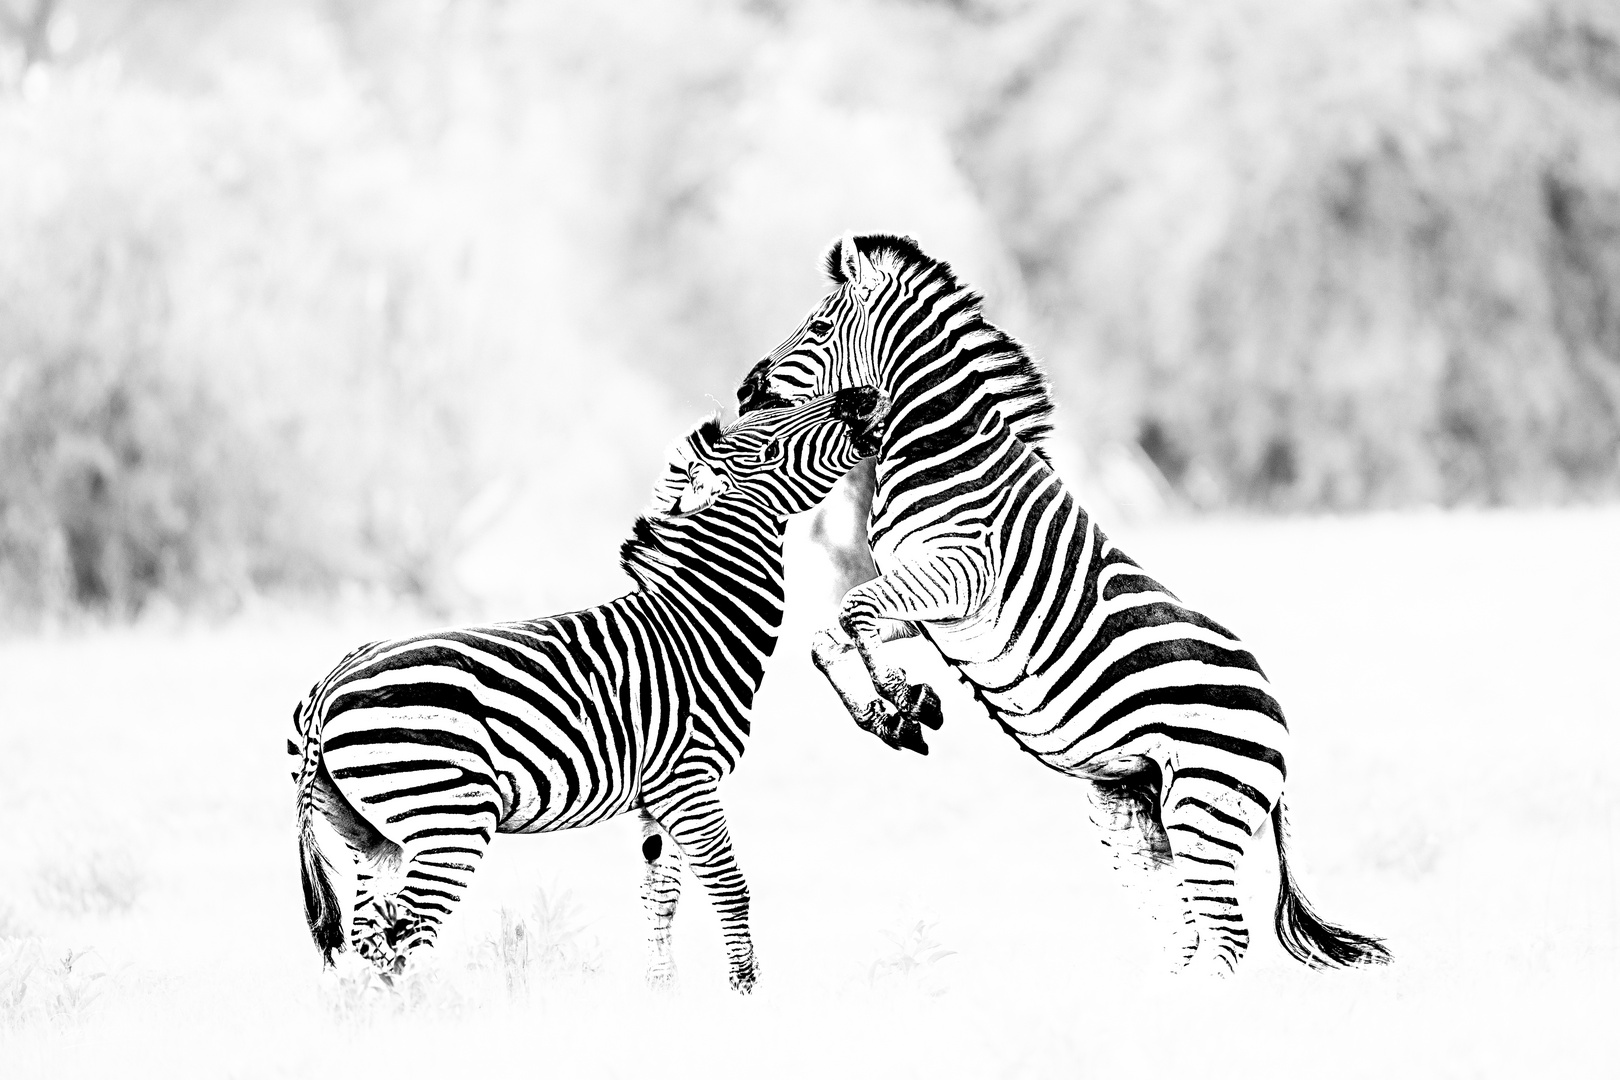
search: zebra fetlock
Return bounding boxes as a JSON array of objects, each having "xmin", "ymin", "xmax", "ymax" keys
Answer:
[
  {"xmin": 728, "ymin": 953, "xmax": 758, "ymax": 995},
  {"xmin": 351, "ymin": 897, "xmax": 424, "ymax": 978}
]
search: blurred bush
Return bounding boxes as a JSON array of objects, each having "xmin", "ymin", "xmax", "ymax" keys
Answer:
[
  {"xmin": 964, "ymin": 0, "xmax": 1620, "ymax": 509},
  {"xmin": 2, "ymin": 0, "xmax": 1618, "ymax": 623},
  {"xmin": 0, "ymin": 58, "xmax": 481, "ymax": 622}
]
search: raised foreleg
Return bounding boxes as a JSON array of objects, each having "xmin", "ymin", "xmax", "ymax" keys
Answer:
[
  {"xmin": 811, "ymin": 622, "xmax": 929, "ymax": 754},
  {"xmin": 834, "ymin": 544, "xmax": 993, "ymax": 751}
]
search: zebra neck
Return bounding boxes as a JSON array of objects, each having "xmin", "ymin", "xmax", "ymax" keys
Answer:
[
  {"xmin": 619, "ymin": 502, "xmax": 788, "ymax": 669},
  {"xmin": 873, "ymin": 285, "xmax": 1053, "ymax": 462}
]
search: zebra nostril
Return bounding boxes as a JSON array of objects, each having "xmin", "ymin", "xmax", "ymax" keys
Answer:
[{"xmin": 738, "ymin": 371, "xmax": 767, "ymax": 412}]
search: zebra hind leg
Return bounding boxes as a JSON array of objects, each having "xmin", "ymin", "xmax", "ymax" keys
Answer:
[
  {"xmin": 639, "ymin": 808, "xmax": 684, "ymax": 988},
  {"xmin": 1083, "ymin": 765, "xmax": 1178, "ymax": 951},
  {"xmin": 344, "ymin": 827, "xmax": 495, "ymax": 980},
  {"xmin": 351, "ymin": 830, "xmax": 494, "ymax": 980},
  {"xmin": 1086, "ymin": 765, "xmax": 1173, "ymax": 877},
  {"xmin": 1158, "ymin": 774, "xmax": 1271, "ymax": 976},
  {"xmin": 352, "ymin": 895, "xmax": 420, "ymax": 980}
]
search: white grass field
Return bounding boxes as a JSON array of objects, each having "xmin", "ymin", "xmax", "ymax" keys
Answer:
[{"xmin": 2, "ymin": 507, "xmax": 1617, "ymax": 1078}]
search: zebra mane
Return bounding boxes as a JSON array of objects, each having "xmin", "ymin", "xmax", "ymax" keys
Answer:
[
  {"xmin": 824, "ymin": 233, "xmax": 1054, "ymax": 455},
  {"xmin": 618, "ymin": 515, "xmax": 664, "ymax": 586},
  {"xmin": 619, "ymin": 413, "xmax": 737, "ymax": 587}
]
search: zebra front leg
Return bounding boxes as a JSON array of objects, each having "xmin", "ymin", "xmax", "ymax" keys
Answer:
[
  {"xmin": 836, "ymin": 546, "xmax": 993, "ymax": 752},
  {"xmin": 810, "ymin": 627, "xmax": 918, "ymax": 753},
  {"xmin": 639, "ymin": 808, "xmax": 684, "ymax": 988},
  {"xmin": 647, "ymin": 787, "xmax": 758, "ymax": 993}
]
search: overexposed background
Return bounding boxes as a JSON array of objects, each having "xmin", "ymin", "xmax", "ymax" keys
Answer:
[{"xmin": 1, "ymin": 1, "xmax": 1617, "ymax": 1076}]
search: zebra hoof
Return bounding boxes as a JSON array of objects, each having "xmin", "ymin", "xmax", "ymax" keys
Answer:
[
  {"xmin": 892, "ymin": 717, "xmax": 930, "ymax": 755},
  {"xmin": 911, "ymin": 684, "xmax": 943, "ymax": 730}
]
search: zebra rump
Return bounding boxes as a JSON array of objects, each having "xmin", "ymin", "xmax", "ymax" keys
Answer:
[{"xmin": 296, "ymin": 696, "xmax": 402, "ymax": 965}]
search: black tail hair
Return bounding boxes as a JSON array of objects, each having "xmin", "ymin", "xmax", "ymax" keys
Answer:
[
  {"xmin": 1272, "ymin": 802, "xmax": 1391, "ymax": 968},
  {"xmin": 299, "ymin": 810, "xmax": 344, "ymax": 964}
]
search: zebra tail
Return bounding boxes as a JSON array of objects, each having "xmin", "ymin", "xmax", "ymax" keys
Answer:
[
  {"xmin": 294, "ymin": 697, "xmax": 344, "ymax": 965},
  {"xmin": 1271, "ymin": 802, "xmax": 1391, "ymax": 969},
  {"xmin": 299, "ymin": 807, "xmax": 344, "ymax": 964}
]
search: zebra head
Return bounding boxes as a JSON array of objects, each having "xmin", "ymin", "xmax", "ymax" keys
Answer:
[
  {"xmin": 738, "ymin": 233, "xmax": 1054, "ymax": 456},
  {"xmin": 736, "ymin": 232, "xmax": 917, "ymax": 415},
  {"xmin": 652, "ymin": 387, "xmax": 883, "ymax": 519}
]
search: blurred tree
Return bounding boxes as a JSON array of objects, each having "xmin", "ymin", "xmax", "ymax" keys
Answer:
[
  {"xmin": 5, "ymin": 0, "xmax": 1620, "ymax": 625},
  {"xmin": 959, "ymin": 0, "xmax": 1620, "ymax": 509},
  {"xmin": 0, "ymin": 0, "xmax": 56, "ymax": 69}
]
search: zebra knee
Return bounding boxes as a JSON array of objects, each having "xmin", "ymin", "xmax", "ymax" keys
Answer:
[{"xmin": 810, "ymin": 628, "xmax": 854, "ymax": 671}]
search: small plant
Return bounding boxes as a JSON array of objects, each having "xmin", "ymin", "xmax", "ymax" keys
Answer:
[
  {"xmin": 321, "ymin": 953, "xmax": 393, "ymax": 1022},
  {"xmin": 0, "ymin": 938, "xmax": 107, "ymax": 1028},
  {"xmin": 322, "ymin": 949, "xmax": 466, "ymax": 1021},
  {"xmin": 526, "ymin": 885, "xmax": 601, "ymax": 979},
  {"xmin": 870, "ymin": 919, "xmax": 956, "ymax": 996},
  {"xmin": 35, "ymin": 851, "xmax": 144, "ymax": 917},
  {"xmin": 485, "ymin": 907, "xmax": 534, "ymax": 997},
  {"xmin": 473, "ymin": 884, "xmax": 601, "ymax": 998}
]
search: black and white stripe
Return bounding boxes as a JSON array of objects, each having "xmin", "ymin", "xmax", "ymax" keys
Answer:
[
  {"xmin": 738, "ymin": 234, "xmax": 1388, "ymax": 975},
  {"xmin": 290, "ymin": 388, "xmax": 877, "ymax": 990}
]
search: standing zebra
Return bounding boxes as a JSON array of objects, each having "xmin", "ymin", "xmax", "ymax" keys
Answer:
[
  {"xmin": 737, "ymin": 233, "xmax": 1389, "ymax": 975},
  {"xmin": 289, "ymin": 387, "xmax": 880, "ymax": 990}
]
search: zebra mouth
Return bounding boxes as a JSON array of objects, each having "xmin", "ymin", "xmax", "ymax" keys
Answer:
[{"xmin": 736, "ymin": 373, "xmax": 797, "ymax": 415}]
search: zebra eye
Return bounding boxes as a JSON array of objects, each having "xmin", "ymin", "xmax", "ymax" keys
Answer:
[
  {"xmin": 807, "ymin": 318, "xmax": 833, "ymax": 338},
  {"xmin": 753, "ymin": 438, "xmax": 783, "ymax": 465}
]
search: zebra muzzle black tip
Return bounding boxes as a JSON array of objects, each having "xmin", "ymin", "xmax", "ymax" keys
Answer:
[{"xmin": 737, "ymin": 369, "xmax": 793, "ymax": 414}]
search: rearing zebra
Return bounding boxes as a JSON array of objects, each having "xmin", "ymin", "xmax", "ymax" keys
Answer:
[
  {"xmin": 289, "ymin": 387, "xmax": 880, "ymax": 991},
  {"xmin": 737, "ymin": 233, "xmax": 1389, "ymax": 975}
]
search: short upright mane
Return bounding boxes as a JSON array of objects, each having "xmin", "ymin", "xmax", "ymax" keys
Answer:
[
  {"xmin": 825, "ymin": 233, "xmax": 1055, "ymax": 455},
  {"xmin": 618, "ymin": 514, "xmax": 667, "ymax": 587}
]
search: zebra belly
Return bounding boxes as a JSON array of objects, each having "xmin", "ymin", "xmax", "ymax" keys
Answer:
[
  {"xmin": 321, "ymin": 702, "xmax": 646, "ymax": 843},
  {"xmin": 934, "ymin": 615, "xmax": 1289, "ymax": 799}
]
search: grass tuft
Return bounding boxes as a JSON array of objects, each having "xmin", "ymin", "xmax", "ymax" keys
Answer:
[
  {"xmin": 869, "ymin": 919, "xmax": 956, "ymax": 997},
  {"xmin": 0, "ymin": 939, "xmax": 107, "ymax": 1029},
  {"xmin": 474, "ymin": 885, "xmax": 603, "ymax": 998}
]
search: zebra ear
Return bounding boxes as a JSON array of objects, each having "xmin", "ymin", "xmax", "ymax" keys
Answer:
[{"xmin": 840, "ymin": 232, "xmax": 880, "ymax": 303}]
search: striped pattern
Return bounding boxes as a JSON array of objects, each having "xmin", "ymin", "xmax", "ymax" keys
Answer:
[
  {"xmin": 739, "ymin": 233, "xmax": 1388, "ymax": 974},
  {"xmin": 290, "ymin": 390, "xmax": 874, "ymax": 989}
]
